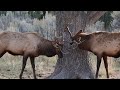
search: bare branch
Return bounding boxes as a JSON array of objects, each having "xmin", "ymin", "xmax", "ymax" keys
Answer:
[
  {"xmin": 87, "ymin": 11, "xmax": 107, "ymax": 25},
  {"xmin": 87, "ymin": 11, "xmax": 98, "ymax": 18}
]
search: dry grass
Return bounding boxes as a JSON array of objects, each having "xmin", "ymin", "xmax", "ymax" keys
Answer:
[
  {"xmin": 0, "ymin": 53, "xmax": 57, "ymax": 79},
  {"xmin": 89, "ymin": 52, "xmax": 120, "ymax": 79},
  {"xmin": 0, "ymin": 52, "xmax": 120, "ymax": 79}
]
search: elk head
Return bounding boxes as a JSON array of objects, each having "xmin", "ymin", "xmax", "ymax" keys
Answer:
[
  {"xmin": 64, "ymin": 25, "xmax": 83, "ymax": 45},
  {"xmin": 52, "ymin": 37, "xmax": 64, "ymax": 58},
  {"xmin": 70, "ymin": 30, "xmax": 83, "ymax": 45}
]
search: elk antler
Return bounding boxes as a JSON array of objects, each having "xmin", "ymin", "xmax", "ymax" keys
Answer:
[{"xmin": 64, "ymin": 25, "xmax": 73, "ymax": 38}]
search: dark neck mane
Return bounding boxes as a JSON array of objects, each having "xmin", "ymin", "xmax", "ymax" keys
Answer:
[
  {"xmin": 38, "ymin": 38, "xmax": 57, "ymax": 57},
  {"xmin": 78, "ymin": 34, "xmax": 91, "ymax": 51}
]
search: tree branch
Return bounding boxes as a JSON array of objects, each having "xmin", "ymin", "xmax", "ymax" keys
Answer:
[{"xmin": 87, "ymin": 11, "xmax": 107, "ymax": 25}]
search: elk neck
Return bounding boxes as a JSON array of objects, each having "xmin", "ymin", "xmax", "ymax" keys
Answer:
[{"xmin": 78, "ymin": 34, "xmax": 92, "ymax": 51}]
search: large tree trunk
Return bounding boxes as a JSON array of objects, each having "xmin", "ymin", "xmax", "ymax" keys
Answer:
[{"xmin": 48, "ymin": 11, "xmax": 107, "ymax": 79}]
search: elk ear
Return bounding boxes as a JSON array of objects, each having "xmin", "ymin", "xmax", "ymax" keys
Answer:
[
  {"xmin": 75, "ymin": 30, "xmax": 83, "ymax": 36},
  {"xmin": 77, "ymin": 30, "xmax": 83, "ymax": 34},
  {"xmin": 72, "ymin": 30, "xmax": 83, "ymax": 40},
  {"xmin": 79, "ymin": 30, "xmax": 82, "ymax": 33}
]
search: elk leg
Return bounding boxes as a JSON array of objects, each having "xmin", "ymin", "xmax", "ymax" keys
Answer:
[
  {"xmin": 95, "ymin": 56, "xmax": 102, "ymax": 79},
  {"xmin": 30, "ymin": 57, "xmax": 37, "ymax": 79},
  {"xmin": 19, "ymin": 55, "xmax": 28, "ymax": 79},
  {"xmin": 103, "ymin": 56, "xmax": 109, "ymax": 78}
]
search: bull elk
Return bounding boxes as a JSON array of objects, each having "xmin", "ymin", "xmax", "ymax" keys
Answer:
[
  {"xmin": 65, "ymin": 26, "xmax": 120, "ymax": 79},
  {"xmin": 0, "ymin": 31, "xmax": 63, "ymax": 79}
]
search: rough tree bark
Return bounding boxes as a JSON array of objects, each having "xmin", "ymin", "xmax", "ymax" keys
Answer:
[{"xmin": 48, "ymin": 11, "xmax": 107, "ymax": 79}]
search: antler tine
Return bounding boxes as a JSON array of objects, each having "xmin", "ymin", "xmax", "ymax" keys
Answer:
[
  {"xmin": 67, "ymin": 27, "xmax": 72, "ymax": 37},
  {"xmin": 65, "ymin": 25, "xmax": 72, "ymax": 38}
]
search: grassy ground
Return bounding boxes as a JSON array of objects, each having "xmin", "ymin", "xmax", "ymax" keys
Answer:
[
  {"xmin": 0, "ymin": 53, "xmax": 57, "ymax": 79},
  {"xmin": 89, "ymin": 52, "xmax": 120, "ymax": 79},
  {"xmin": 0, "ymin": 52, "xmax": 120, "ymax": 79}
]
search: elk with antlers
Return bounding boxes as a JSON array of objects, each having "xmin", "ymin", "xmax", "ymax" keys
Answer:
[
  {"xmin": 0, "ymin": 31, "xmax": 63, "ymax": 79},
  {"xmin": 65, "ymin": 26, "xmax": 120, "ymax": 79}
]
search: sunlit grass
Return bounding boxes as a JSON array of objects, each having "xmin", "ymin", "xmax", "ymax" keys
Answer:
[
  {"xmin": 0, "ymin": 53, "xmax": 57, "ymax": 79},
  {"xmin": 89, "ymin": 52, "xmax": 120, "ymax": 79}
]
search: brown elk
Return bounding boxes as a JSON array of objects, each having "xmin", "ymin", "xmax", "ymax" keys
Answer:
[
  {"xmin": 65, "ymin": 26, "xmax": 120, "ymax": 79},
  {"xmin": 0, "ymin": 31, "xmax": 63, "ymax": 79}
]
